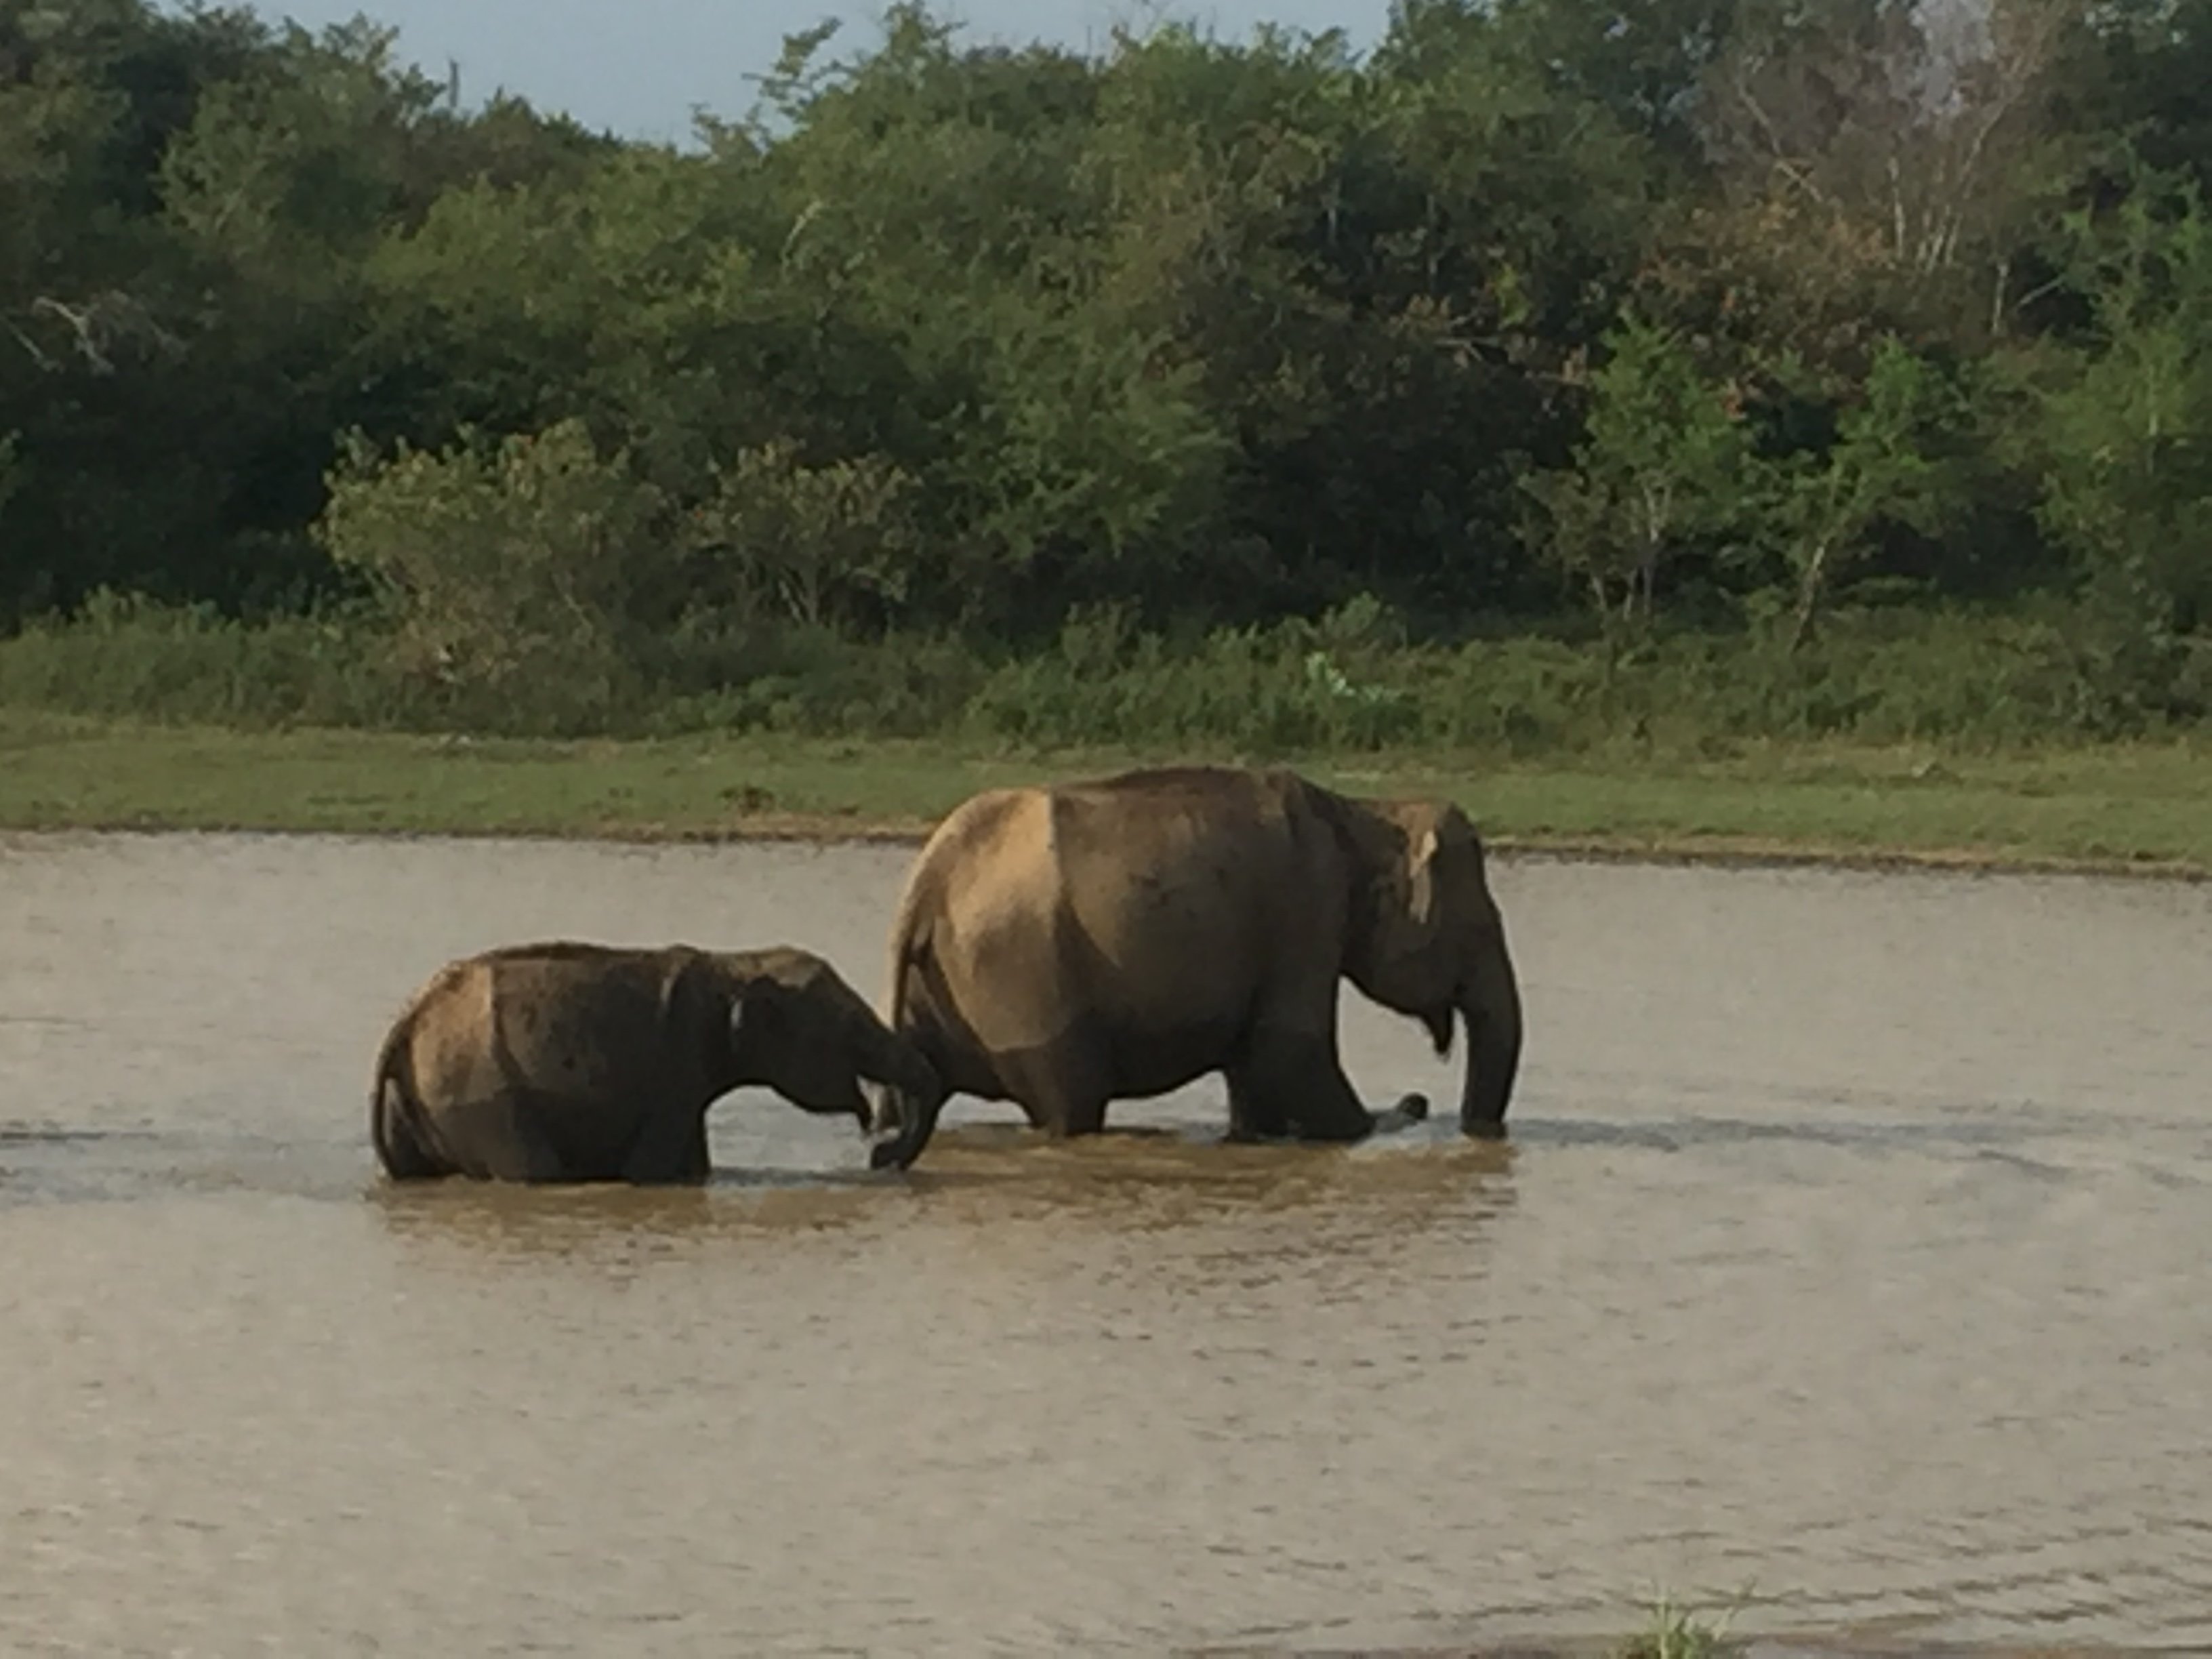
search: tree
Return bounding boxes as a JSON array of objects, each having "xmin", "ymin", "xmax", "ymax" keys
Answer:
[
  {"xmin": 2050, "ymin": 0, "xmax": 2212, "ymax": 198},
  {"xmin": 1519, "ymin": 312, "xmax": 1747, "ymax": 633},
  {"xmin": 0, "ymin": 4, "xmax": 490, "ymax": 619},
  {"xmin": 318, "ymin": 419, "xmax": 669, "ymax": 701},
  {"xmin": 685, "ymin": 440, "xmax": 918, "ymax": 629},
  {"xmin": 1750, "ymin": 335, "xmax": 1965, "ymax": 649},
  {"xmin": 2021, "ymin": 169, "xmax": 2212, "ymax": 706},
  {"xmin": 1384, "ymin": 0, "xmax": 1738, "ymax": 176},
  {"xmin": 1688, "ymin": 0, "xmax": 2068, "ymax": 349},
  {"xmin": 741, "ymin": 9, "xmax": 1232, "ymax": 626}
]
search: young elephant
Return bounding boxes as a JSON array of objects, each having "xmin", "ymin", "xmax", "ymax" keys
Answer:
[
  {"xmin": 865, "ymin": 764, "xmax": 1524, "ymax": 1170},
  {"xmin": 372, "ymin": 941, "xmax": 939, "ymax": 1183}
]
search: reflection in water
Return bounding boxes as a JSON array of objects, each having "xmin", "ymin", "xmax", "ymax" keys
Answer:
[
  {"xmin": 367, "ymin": 1126, "xmax": 1521, "ymax": 1268},
  {"xmin": 366, "ymin": 1177, "xmax": 872, "ymax": 1259},
  {"xmin": 899, "ymin": 1121, "xmax": 1519, "ymax": 1217},
  {"xmin": 1, "ymin": 832, "xmax": 2209, "ymax": 1657}
]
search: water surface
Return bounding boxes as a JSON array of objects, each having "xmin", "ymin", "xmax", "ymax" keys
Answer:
[{"xmin": 2, "ymin": 832, "xmax": 2207, "ymax": 1656}]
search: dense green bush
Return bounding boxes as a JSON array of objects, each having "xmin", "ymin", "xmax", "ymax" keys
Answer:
[
  {"xmin": 0, "ymin": 593, "xmax": 398, "ymax": 728},
  {"xmin": 0, "ymin": 592, "xmax": 2174, "ymax": 753}
]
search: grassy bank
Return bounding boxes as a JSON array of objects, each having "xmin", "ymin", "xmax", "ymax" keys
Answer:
[
  {"xmin": 5, "ymin": 710, "xmax": 2207, "ymax": 877},
  {"xmin": 3, "ymin": 598, "xmax": 2207, "ymax": 873}
]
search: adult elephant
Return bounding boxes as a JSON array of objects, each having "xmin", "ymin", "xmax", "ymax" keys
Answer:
[
  {"xmin": 373, "ymin": 941, "xmax": 939, "ymax": 1183},
  {"xmin": 865, "ymin": 765, "xmax": 1523, "ymax": 1170}
]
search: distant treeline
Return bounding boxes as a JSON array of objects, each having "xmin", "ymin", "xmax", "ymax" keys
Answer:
[{"xmin": 3, "ymin": 0, "xmax": 2209, "ymax": 736}]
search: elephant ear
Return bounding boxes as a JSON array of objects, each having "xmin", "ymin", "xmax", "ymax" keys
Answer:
[
  {"xmin": 1406, "ymin": 804, "xmax": 1481, "ymax": 930},
  {"xmin": 1406, "ymin": 821, "xmax": 1442, "ymax": 929},
  {"xmin": 727, "ymin": 982, "xmax": 769, "ymax": 1054}
]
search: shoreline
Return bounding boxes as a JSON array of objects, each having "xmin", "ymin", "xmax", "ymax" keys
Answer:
[
  {"xmin": 4, "ymin": 713, "xmax": 2208, "ymax": 882},
  {"xmin": 572, "ymin": 818, "xmax": 2212, "ymax": 883},
  {"xmin": 8, "ymin": 814, "xmax": 2203, "ymax": 889},
  {"xmin": 7, "ymin": 811, "xmax": 2206, "ymax": 883}
]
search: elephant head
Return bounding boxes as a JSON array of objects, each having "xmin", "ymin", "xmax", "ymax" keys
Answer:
[
  {"xmin": 1331, "ymin": 795, "xmax": 1524, "ymax": 1138},
  {"xmin": 724, "ymin": 951, "xmax": 942, "ymax": 1128}
]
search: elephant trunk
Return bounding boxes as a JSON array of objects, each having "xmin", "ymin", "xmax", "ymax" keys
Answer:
[
  {"xmin": 855, "ymin": 1020, "xmax": 945, "ymax": 1158},
  {"xmin": 867, "ymin": 1078, "xmax": 945, "ymax": 1171},
  {"xmin": 862, "ymin": 1026, "xmax": 937, "ymax": 1103},
  {"xmin": 1456, "ymin": 932, "xmax": 1523, "ymax": 1139}
]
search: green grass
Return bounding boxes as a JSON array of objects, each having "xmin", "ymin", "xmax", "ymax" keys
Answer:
[
  {"xmin": 1616, "ymin": 1589, "xmax": 1747, "ymax": 1659},
  {"xmin": 3, "ymin": 708, "xmax": 2207, "ymax": 876},
  {"xmin": 3, "ymin": 594, "xmax": 2206, "ymax": 870}
]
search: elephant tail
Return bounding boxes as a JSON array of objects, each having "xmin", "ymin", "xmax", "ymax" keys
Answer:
[
  {"xmin": 868, "ymin": 863, "xmax": 951, "ymax": 1171},
  {"xmin": 371, "ymin": 1021, "xmax": 438, "ymax": 1180},
  {"xmin": 884, "ymin": 861, "xmax": 939, "ymax": 1031}
]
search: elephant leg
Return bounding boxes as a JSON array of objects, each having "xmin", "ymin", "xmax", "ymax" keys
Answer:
[
  {"xmin": 997, "ymin": 1042, "xmax": 1110, "ymax": 1139},
  {"xmin": 472, "ymin": 1105, "xmax": 572, "ymax": 1183},
  {"xmin": 621, "ymin": 1106, "xmax": 712, "ymax": 1185},
  {"xmin": 1370, "ymin": 1093, "xmax": 1432, "ymax": 1134},
  {"xmin": 1230, "ymin": 1029, "xmax": 1386, "ymax": 1144},
  {"xmin": 1225, "ymin": 1070, "xmax": 1291, "ymax": 1143}
]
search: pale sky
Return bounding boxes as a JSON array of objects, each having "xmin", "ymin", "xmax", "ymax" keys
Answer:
[{"xmin": 227, "ymin": 1, "xmax": 1400, "ymax": 146}]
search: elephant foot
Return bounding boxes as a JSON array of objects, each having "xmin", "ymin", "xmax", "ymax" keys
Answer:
[
  {"xmin": 1368, "ymin": 1092, "xmax": 1430, "ymax": 1135},
  {"xmin": 869, "ymin": 1122, "xmax": 941, "ymax": 1170},
  {"xmin": 1224, "ymin": 1124, "xmax": 1287, "ymax": 1145}
]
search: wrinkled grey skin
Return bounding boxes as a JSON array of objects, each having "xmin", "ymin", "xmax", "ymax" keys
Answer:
[
  {"xmin": 866, "ymin": 764, "xmax": 1524, "ymax": 1170},
  {"xmin": 373, "ymin": 941, "xmax": 940, "ymax": 1183}
]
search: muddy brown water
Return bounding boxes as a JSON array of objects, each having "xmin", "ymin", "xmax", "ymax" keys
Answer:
[{"xmin": 1, "ymin": 832, "xmax": 2207, "ymax": 1658}]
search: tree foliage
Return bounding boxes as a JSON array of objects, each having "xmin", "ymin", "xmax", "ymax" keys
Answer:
[
  {"xmin": 2015, "ymin": 166, "xmax": 2212, "ymax": 711},
  {"xmin": 320, "ymin": 419, "xmax": 668, "ymax": 699},
  {"xmin": 3, "ymin": 0, "xmax": 2211, "ymax": 726},
  {"xmin": 1752, "ymin": 335, "xmax": 1967, "ymax": 648},
  {"xmin": 1521, "ymin": 314, "xmax": 1748, "ymax": 636},
  {"xmin": 685, "ymin": 440, "xmax": 920, "ymax": 629}
]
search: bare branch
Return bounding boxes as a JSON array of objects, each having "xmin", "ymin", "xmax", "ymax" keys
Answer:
[
  {"xmin": 1696, "ymin": 0, "xmax": 2065, "ymax": 318},
  {"xmin": 17, "ymin": 291, "xmax": 186, "ymax": 374},
  {"xmin": 3, "ymin": 316, "xmax": 58, "ymax": 372}
]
